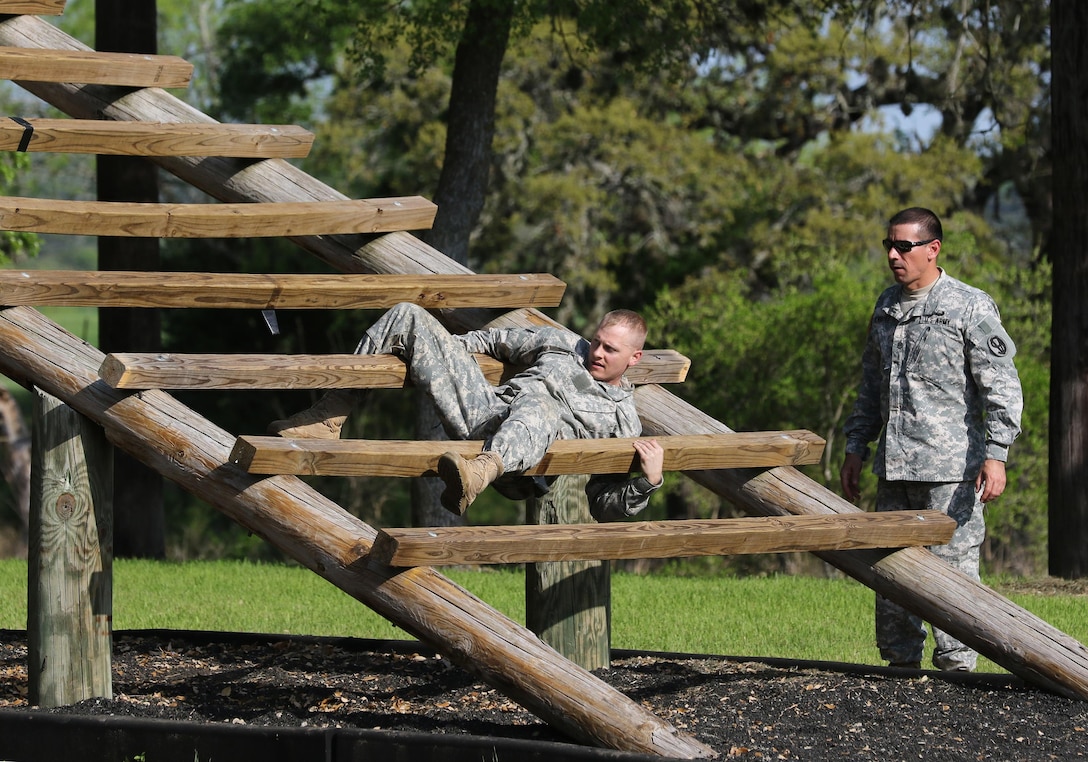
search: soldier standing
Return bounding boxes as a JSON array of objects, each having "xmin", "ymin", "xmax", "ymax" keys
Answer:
[{"xmin": 839, "ymin": 207, "xmax": 1023, "ymax": 672}]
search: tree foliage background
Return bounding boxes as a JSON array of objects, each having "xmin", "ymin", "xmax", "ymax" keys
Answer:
[{"xmin": 0, "ymin": 0, "xmax": 1056, "ymax": 575}]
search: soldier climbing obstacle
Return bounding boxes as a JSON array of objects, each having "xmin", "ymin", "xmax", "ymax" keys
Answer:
[{"xmin": 270, "ymin": 302, "xmax": 664, "ymax": 517}]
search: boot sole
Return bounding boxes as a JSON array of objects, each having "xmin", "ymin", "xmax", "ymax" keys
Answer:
[{"xmin": 437, "ymin": 453, "xmax": 469, "ymax": 516}]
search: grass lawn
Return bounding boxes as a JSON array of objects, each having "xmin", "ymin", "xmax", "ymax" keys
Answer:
[{"xmin": 3, "ymin": 558, "xmax": 1087, "ymax": 674}]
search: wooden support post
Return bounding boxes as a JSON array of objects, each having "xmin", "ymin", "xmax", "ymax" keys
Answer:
[
  {"xmin": 526, "ymin": 474, "xmax": 611, "ymax": 672},
  {"xmin": 27, "ymin": 388, "xmax": 112, "ymax": 708}
]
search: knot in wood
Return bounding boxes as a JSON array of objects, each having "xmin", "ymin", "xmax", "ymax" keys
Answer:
[{"xmin": 55, "ymin": 492, "xmax": 75, "ymax": 520}]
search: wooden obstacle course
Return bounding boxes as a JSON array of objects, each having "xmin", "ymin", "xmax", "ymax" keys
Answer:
[
  {"xmin": 3, "ymin": 11, "xmax": 1088, "ymax": 759},
  {"xmin": 372, "ymin": 509, "xmax": 958, "ymax": 566},
  {"xmin": 0, "ymin": 196, "xmax": 437, "ymax": 237},
  {"xmin": 0, "ymin": 45, "xmax": 193, "ymax": 87},
  {"xmin": 0, "ymin": 271, "xmax": 566, "ymax": 309},
  {"xmin": 0, "ymin": 118, "xmax": 315, "ymax": 157},
  {"xmin": 229, "ymin": 430, "xmax": 825, "ymax": 477},
  {"xmin": 98, "ymin": 347, "xmax": 689, "ymax": 390},
  {"xmin": 0, "ymin": 303, "xmax": 716, "ymax": 759}
]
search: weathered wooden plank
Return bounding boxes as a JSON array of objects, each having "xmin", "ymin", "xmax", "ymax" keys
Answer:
[
  {"xmin": 229, "ymin": 431, "xmax": 826, "ymax": 477},
  {"xmin": 0, "ymin": 46, "xmax": 193, "ymax": 87},
  {"xmin": 0, "ymin": 118, "xmax": 314, "ymax": 157},
  {"xmin": 100, "ymin": 352, "xmax": 494, "ymax": 390},
  {"xmin": 27, "ymin": 388, "xmax": 112, "ymax": 707},
  {"xmin": 372, "ymin": 510, "xmax": 958, "ymax": 566},
  {"xmin": 0, "ymin": 196, "xmax": 437, "ymax": 237},
  {"xmin": 0, "ymin": 304, "xmax": 715, "ymax": 758},
  {"xmin": 0, "ymin": 271, "xmax": 565, "ymax": 309},
  {"xmin": 98, "ymin": 348, "xmax": 688, "ymax": 390},
  {"xmin": 0, "ymin": 0, "xmax": 65, "ymax": 14}
]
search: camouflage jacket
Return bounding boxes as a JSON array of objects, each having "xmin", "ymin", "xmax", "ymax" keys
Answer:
[
  {"xmin": 457, "ymin": 325, "xmax": 659, "ymax": 517},
  {"xmin": 457, "ymin": 325, "xmax": 642, "ymax": 439},
  {"xmin": 843, "ymin": 271, "xmax": 1023, "ymax": 482}
]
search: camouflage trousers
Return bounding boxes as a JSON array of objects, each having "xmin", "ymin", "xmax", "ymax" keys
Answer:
[
  {"xmin": 355, "ymin": 303, "xmax": 569, "ymax": 472},
  {"xmin": 875, "ymin": 479, "xmax": 985, "ymax": 671}
]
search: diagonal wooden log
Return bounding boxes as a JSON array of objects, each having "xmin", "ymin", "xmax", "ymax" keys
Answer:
[
  {"xmin": 0, "ymin": 305, "xmax": 715, "ymax": 759},
  {"xmin": 3, "ymin": 9, "xmax": 1086, "ymax": 712},
  {"xmin": 371, "ymin": 510, "xmax": 958, "ymax": 566}
]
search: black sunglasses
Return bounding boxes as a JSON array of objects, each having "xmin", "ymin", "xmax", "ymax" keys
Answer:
[{"xmin": 883, "ymin": 238, "xmax": 938, "ymax": 254}]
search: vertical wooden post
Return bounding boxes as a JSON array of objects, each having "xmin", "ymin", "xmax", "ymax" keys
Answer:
[
  {"xmin": 95, "ymin": 0, "xmax": 166, "ymax": 560},
  {"xmin": 28, "ymin": 388, "xmax": 113, "ymax": 707},
  {"xmin": 526, "ymin": 474, "xmax": 611, "ymax": 670}
]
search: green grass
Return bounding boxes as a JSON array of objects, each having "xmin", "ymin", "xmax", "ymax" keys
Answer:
[{"xmin": 2, "ymin": 558, "xmax": 1086, "ymax": 674}]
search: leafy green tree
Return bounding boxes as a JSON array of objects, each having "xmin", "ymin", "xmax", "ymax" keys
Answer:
[{"xmin": 160, "ymin": 0, "xmax": 1057, "ymax": 565}]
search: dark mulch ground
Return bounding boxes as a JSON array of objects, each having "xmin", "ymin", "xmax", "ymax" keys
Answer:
[{"xmin": 2, "ymin": 628, "xmax": 1087, "ymax": 760}]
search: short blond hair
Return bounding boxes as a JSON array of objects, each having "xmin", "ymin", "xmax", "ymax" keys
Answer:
[{"xmin": 597, "ymin": 309, "xmax": 647, "ymax": 349}]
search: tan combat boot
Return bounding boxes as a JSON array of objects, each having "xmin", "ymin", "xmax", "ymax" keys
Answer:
[
  {"xmin": 437, "ymin": 450, "xmax": 505, "ymax": 515},
  {"xmin": 267, "ymin": 390, "xmax": 359, "ymax": 439}
]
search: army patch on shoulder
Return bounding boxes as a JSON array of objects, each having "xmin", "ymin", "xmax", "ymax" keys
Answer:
[{"xmin": 988, "ymin": 335, "xmax": 1008, "ymax": 357}]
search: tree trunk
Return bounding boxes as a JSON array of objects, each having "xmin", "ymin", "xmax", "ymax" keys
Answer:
[
  {"xmin": 423, "ymin": 0, "xmax": 513, "ymax": 265},
  {"xmin": 0, "ymin": 388, "xmax": 30, "ymax": 554},
  {"xmin": 1048, "ymin": 0, "xmax": 1088, "ymax": 578},
  {"xmin": 412, "ymin": 0, "xmax": 515, "ymax": 528},
  {"xmin": 95, "ymin": 0, "xmax": 165, "ymax": 559}
]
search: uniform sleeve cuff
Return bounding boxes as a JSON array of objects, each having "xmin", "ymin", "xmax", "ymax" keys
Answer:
[
  {"xmin": 635, "ymin": 476, "xmax": 662, "ymax": 494},
  {"xmin": 846, "ymin": 444, "xmax": 870, "ymax": 461}
]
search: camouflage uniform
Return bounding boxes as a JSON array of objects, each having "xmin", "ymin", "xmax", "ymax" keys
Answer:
[
  {"xmin": 356, "ymin": 303, "xmax": 660, "ymax": 518},
  {"xmin": 844, "ymin": 271, "xmax": 1023, "ymax": 670}
]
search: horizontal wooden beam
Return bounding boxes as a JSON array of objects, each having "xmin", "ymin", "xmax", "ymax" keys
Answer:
[
  {"xmin": 99, "ymin": 347, "xmax": 689, "ymax": 390},
  {"xmin": 229, "ymin": 431, "xmax": 825, "ymax": 477},
  {"xmin": 0, "ymin": 0, "xmax": 65, "ymax": 14},
  {"xmin": 371, "ymin": 510, "xmax": 959, "ymax": 566},
  {"xmin": 0, "ymin": 46, "xmax": 192, "ymax": 88},
  {"xmin": 0, "ymin": 118, "xmax": 315, "ymax": 157},
  {"xmin": 0, "ymin": 196, "xmax": 437, "ymax": 237},
  {"xmin": 1, "ymin": 271, "xmax": 565, "ymax": 309}
]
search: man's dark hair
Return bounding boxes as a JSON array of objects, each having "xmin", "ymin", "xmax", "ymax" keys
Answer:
[{"xmin": 889, "ymin": 207, "xmax": 943, "ymax": 241}]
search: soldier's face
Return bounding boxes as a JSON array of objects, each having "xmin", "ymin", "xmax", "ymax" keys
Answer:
[
  {"xmin": 587, "ymin": 324, "xmax": 643, "ymax": 386},
  {"xmin": 886, "ymin": 222, "xmax": 941, "ymax": 290}
]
